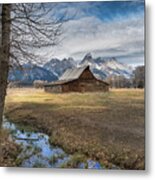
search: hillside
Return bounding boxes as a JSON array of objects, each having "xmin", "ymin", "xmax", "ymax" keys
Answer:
[{"xmin": 8, "ymin": 63, "xmax": 58, "ymax": 85}]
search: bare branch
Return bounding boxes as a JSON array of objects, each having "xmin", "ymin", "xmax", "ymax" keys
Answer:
[{"xmin": 9, "ymin": 3, "xmax": 65, "ymax": 65}]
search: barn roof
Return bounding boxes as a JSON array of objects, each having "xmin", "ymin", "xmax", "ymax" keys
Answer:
[
  {"xmin": 44, "ymin": 79, "xmax": 75, "ymax": 86},
  {"xmin": 59, "ymin": 66, "xmax": 89, "ymax": 81},
  {"xmin": 44, "ymin": 66, "xmax": 89, "ymax": 86}
]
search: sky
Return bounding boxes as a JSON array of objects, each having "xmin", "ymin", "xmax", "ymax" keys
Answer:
[{"xmin": 43, "ymin": 0, "xmax": 145, "ymax": 67}]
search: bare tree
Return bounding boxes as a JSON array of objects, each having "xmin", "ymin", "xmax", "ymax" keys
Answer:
[
  {"xmin": 0, "ymin": 4, "xmax": 11, "ymax": 128},
  {"xmin": 106, "ymin": 75, "xmax": 132, "ymax": 88},
  {"xmin": 133, "ymin": 66, "xmax": 145, "ymax": 88},
  {"xmin": 0, "ymin": 3, "xmax": 66, "ymax": 127}
]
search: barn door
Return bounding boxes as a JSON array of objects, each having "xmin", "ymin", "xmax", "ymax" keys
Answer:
[{"xmin": 80, "ymin": 83, "xmax": 85, "ymax": 92}]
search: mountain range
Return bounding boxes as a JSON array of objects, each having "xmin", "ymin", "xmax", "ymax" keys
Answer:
[
  {"xmin": 8, "ymin": 53, "xmax": 133, "ymax": 85},
  {"xmin": 43, "ymin": 53, "xmax": 133, "ymax": 80},
  {"xmin": 79, "ymin": 53, "xmax": 133, "ymax": 79},
  {"xmin": 8, "ymin": 63, "xmax": 58, "ymax": 85}
]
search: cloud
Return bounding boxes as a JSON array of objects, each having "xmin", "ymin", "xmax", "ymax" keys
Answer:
[
  {"xmin": 45, "ymin": 13, "xmax": 144, "ymax": 66},
  {"xmin": 35, "ymin": 1, "xmax": 144, "ymax": 66}
]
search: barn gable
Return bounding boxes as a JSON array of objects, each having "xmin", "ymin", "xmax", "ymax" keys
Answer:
[{"xmin": 59, "ymin": 66, "xmax": 90, "ymax": 81}]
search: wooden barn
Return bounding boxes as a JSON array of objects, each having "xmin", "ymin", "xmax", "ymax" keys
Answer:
[{"xmin": 44, "ymin": 66, "xmax": 109, "ymax": 93}]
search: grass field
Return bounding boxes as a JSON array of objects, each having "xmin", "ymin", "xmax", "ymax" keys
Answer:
[
  {"xmin": 0, "ymin": 129, "xmax": 21, "ymax": 167},
  {"xmin": 4, "ymin": 88, "xmax": 145, "ymax": 169}
]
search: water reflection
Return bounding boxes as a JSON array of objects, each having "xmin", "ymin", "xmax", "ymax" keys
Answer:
[{"xmin": 2, "ymin": 117, "xmax": 105, "ymax": 169}]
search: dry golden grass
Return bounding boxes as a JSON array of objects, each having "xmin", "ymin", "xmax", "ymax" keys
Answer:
[
  {"xmin": 0, "ymin": 129, "xmax": 21, "ymax": 167},
  {"xmin": 4, "ymin": 88, "xmax": 145, "ymax": 169}
]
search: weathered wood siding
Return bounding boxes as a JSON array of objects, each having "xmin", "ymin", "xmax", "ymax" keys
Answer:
[
  {"xmin": 60, "ymin": 68, "xmax": 109, "ymax": 92},
  {"xmin": 61, "ymin": 80, "xmax": 79, "ymax": 92},
  {"xmin": 61, "ymin": 80, "xmax": 109, "ymax": 93},
  {"xmin": 45, "ymin": 85, "xmax": 62, "ymax": 93},
  {"xmin": 77, "ymin": 79, "xmax": 109, "ymax": 92},
  {"xmin": 80, "ymin": 68, "xmax": 95, "ymax": 80}
]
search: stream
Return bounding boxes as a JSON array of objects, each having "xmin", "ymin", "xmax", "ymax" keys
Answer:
[{"xmin": 2, "ymin": 117, "xmax": 107, "ymax": 169}]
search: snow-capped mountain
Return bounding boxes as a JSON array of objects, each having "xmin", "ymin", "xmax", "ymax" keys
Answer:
[
  {"xmin": 79, "ymin": 53, "xmax": 133, "ymax": 79},
  {"xmin": 43, "ymin": 57, "xmax": 76, "ymax": 77},
  {"xmin": 43, "ymin": 53, "xmax": 133, "ymax": 80},
  {"xmin": 8, "ymin": 63, "xmax": 58, "ymax": 85},
  {"xmin": 8, "ymin": 53, "xmax": 133, "ymax": 86}
]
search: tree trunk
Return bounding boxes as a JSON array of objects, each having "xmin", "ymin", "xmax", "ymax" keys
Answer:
[{"xmin": 0, "ymin": 4, "xmax": 11, "ymax": 127}]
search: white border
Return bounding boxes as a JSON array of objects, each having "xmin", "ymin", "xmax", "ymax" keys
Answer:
[{"xmin": 0, "ymin": 0, "xmax": 155, "ymax": 180}]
